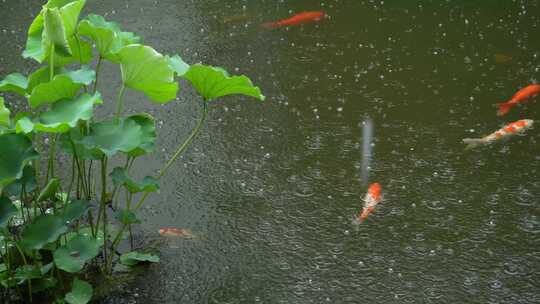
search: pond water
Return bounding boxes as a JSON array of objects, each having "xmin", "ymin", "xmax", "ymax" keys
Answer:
[{"xmin": 1, "ymin": 0, "xmax": 540, "ymax": 303}]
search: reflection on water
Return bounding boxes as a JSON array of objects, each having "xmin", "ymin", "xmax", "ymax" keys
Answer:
[
  {"xmin": 360, "ymin": 117, "xmax": 374, "ymax": 187},
  {"xmin": 1, "ymin": 0, "xmax": 540, "ymax": 303}
]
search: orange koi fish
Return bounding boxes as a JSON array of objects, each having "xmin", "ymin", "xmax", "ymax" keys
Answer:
[
  {"xmin": 158, "ymin": 228, "xmax": 194, "ymax": 239},
  {"xmin": 358, "ymin": 183, "xmax": 382, "ymax": 221},
  {"xmin": 495, "ymin": 84, "xmax": 540, "ymax": 116},
  {"xmin": 462, "ymin": 119, "xmax": 534, "ymax": 149},
  {"xmin": 262, "ymin": 11, "xmax": 326, "ymax": 29}
]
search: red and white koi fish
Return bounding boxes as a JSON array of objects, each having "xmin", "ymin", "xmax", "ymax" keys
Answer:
[
  {"xmin": 495, "ymin": 84, "xmax": 540, "ymax": 116},
  {"xmin": 358, "ymin": 183, "xmax": 382, "ymax": 221},
  {"xmin": 158, "ymin": 228, "xmax": 194, "ymax": 239},
  {"xmin": 462, "ymin": 119, "xmax": 534, "ymax": 149},
  {"xmin": 262, "ymin": 11, "xmax": 326, "ymax": 29}
]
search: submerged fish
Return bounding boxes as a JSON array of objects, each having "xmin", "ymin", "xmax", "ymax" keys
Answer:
[
  {"xmin": 158, "ymin": 228, "xmax": 195, "ymax": 239},
  {"xmin": 495, "ymin": 84, "xmax": 540, "ymax": 116},
  {"xmin": 493, "ymin": 53, "xmax": 512, "ymax": 63},
  {"xmin": 262, "ymin": 11, "xmax": 326, "ymax": 29},
  {"xmin": 223, "ymin": 14, "xmax": 250, "ymax": 24},
  {"xmin": 358, "ymin": 183, "xmax": 383, "ymax": 221},
  {"xmin": 462, "ymin": 119, "xmax": 534, "ymax": 149}
]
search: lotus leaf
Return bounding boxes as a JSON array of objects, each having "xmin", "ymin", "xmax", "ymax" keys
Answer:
[
  {"xmin": 125, "ymin": 113, "xmax": 156, "ymax": 157},
  {"xmin": 61, "ymin": 66, "xmax": 96, "ymax": 85},
  {"xmin": 0, "ymin": 73, "xmax": 28, "ymax": 96},
  {"xmin": 61, "ymin": 200, "xmax": 89, "ymax": 224},
  {"xmin": 14, "ymin": 265, "xmax": 42, "ymax": 282},
  {"xmin": 110, "ymin": 167, "xmax": 159, "ymax": 194},
  {"xmin": 60, "ymin": 128, "xmax": 103, "ymax": 160},
  {"xmin": 0, "ymin": 197, "xmax": 17, "ymax": 228},
  {"xmin": 120, "ymin": 251, "xmax": 159, "ymax": 266},
  {"xmin": 0, "ymin": 97, "xmax": 11, "ymax": 128},
  {"xmin": 29, "ymin": 74, "xmax": 82, "ymax": 108},
  {"xmin": 19, "ymin": 93, "xmax": 102, "ymax": 134},
  {"xmin": 43, "ymin": 7, "xmax": 72, "ymax": 56},
  {"xmin": 0, "ymin": 133, "xmax": 39, "ymax": 187},
  {"xmin": 54, "ymin": 234, "xmax": 99, "ymax": 273},
  {"xmin": 3, "ymin": 166, "xmax": 37, "ymax": 197},
  {"xmin": 37, "ymin": 178, "xmax": 60, "ymax": 202},
  {"xmin": 167, "ymin": 54, "xmax": 190, "ymax": 77},
  {"xmin": 20, "ymin": 214, "xmax": 67, "ymax": 250},
  {"xmin": 78, "ymin": 14, "xmax": 141, "ymax": 61},
  {"xmin": 65, "ymin": 278, "xmax": 93, "ymax": 304},
  {"xmin": 183, "ymin": 64, "xmax": 265, "ymax": 101},
  {"xmin": 116, "ymin": 209, "xmax": 140, "ymax": 225},
  {"xmin": 117, "ymin": 44, "xmax": 178, "ymax": 103}
]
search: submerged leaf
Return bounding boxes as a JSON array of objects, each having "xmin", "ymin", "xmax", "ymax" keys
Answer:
[
  {"xmin": 0, "ymin": 197, "xmax": 17, "ymax": 228},
  {"xmin": 183, "ymin": 64, "xmax": 265, "ymax": 101},
  {"xmin": 0, "ymin": 133, "xmax": 39, "ymax": 187},
  {"xmin": 19, "ymin": 93, "xmax": 103, "ymax": 134},
  {"xmin": 78, "ymin": 14, "xmax": 141, "ymax": 61},
  {"xmin": 120, "ymin": 251, "xmax": 159, "ymax": 266},
  {"xmin": 28, "ymin": 74, "xmax": 82, "ymax": 108},
  {"xmin": 65, "ymin": 278, "xmax": 93, "ymax": 304},
  {"xmin": 110, "ymin": 167, "xmax": 159, "ymax": 193},
  {"xmin": 0, "ymin": 97, "xmax": 11, "ymax": 128},
  {"xmin": 20, "ymin": 214, "xmax": 67, "ymax": 250},
  {"xmin": 54, "ymin": 234, "xmax": 99, "ymax": 273},
  {"xmin": 0, "ymin": 73, "xmax": 28, "ymax": 96},
  {"xmin": 117, "ymin": 44, "xmax": 178, "ymax": 103}
]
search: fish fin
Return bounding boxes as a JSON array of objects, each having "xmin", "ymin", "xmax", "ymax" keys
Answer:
[
  {"xmin": 462, "ymin": 138, "xmax": 484, "ymax": 150},
  {"xmin": 494, "ymin": 102, "xmax": 513, "ymax": 116},
  {"xmin": 262, "ymin": 22, "xmax": 279, "ymax": 29}
]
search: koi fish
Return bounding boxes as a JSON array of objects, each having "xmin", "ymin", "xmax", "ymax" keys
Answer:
[
  {"xmin": 262, "ymin": 11, "xmax": 326, "ymax": 29},
  {"xmin": 158, "ymin": 228, "xmax": 194, "ymax": 239},
  {"xmin": 462, "ymin": 119, "xmax": 534, "ymax": 149},
  {"xmin": 358, "ymin": 183, "xmax": 382, "ymax": 221},
  {"xmin": 495, "ymin": 84, "xmax": 540, "ymax": 116},
  {"xmin": 493, "ymin": 53, "xmax": 512, "ymax": 63}
]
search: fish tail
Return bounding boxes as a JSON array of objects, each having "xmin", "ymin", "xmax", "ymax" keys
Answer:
[
  {"xmin": 462, "ymin": 138, "xmax": 485, "ymax": 150},
  {"xmin": 494, "ymin": 102, "xmax": 513, "ymax": 116},
  {"xmin": 262, "ymin": 22, "xmax": 279, "ymax": 29}
]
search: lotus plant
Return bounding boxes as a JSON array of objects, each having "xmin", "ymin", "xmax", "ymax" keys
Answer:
[{"xmin": 0, "ymin": 0, "xmax": 264, "ymax": 303}]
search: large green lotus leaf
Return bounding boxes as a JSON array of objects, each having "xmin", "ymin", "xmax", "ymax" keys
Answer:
[
  {"xmin": 3, "ymin": 165, "xmax": 37, "ymax": 197},
  {"xmin": 47, "ymin": 36, "xmax": 93, "ymax": 67},
  {"xmin": 78, "ymin": 14, "xmax": 141, "ymax": 61},
  {"xmin": 183, "ymin": 64, "xmax": 265, "ymax": 101},
  {"xmin": 29, "ymin": 74, "xmax": 82, "ymax": 108},
  {"xmin": 19, "ymin": 93, "xmax": 102, "ymax": 134},
  {"xmin": 43, "ymin": 7, "xmax": 72, "ymax": 56},
  {"xmin": 0, "ymin": 97, "xmax": 11, "ymax": 128},
  {"xmin": 14, "ymin": 265, "xmax": 43, "ymax": 282},
  {"xmin": 37, "ymin": 178, "xmax": 60, "ymax": 202},
  {"xmin": 120, "ymin": 251, "xmax": 159, "ymax": 266},
  {"xmin": 60, "ymin": 128, "xmax": 102, "ymax": 160},
  {"xmin": 0, "ymin": 133, "xmax": 39, "ymax": 187},
  {"xmin": 20, "ymin": 214, "xmax": 67, "ymax": 250},
  {"xmin": 117, "ymin": 44, "xmax": 178, "ymax": 103},
  {"xmin": 0, "ymin": 197, "xmax": 17, "ymax": 228},
  {"xmin": 116, "ymin": 209, "xmax": 141, "ymax": 225},
  {"xmin": 126, "ymin": 114, "xmax": 156, "ymax": 157},
  {"xmin": 167, "ymin": 54, "xmax": 190, "ymax": 77},
  {"xmin": 65, "ymin": 278, "xmax": 93, "ymax": 304},
  {"xmin": 82, "ymin": 117, "xmax": 147, "ymax": 157},
  {"xmin": 54, "ymin": 234, "xmax": 99, "ymax": 273},
  {"xmin": 61, "ymin": 200, "xmax": 89, "ymax": 224},
  {"xmin": 0, "ymin": 73, "xmax": 28, "ymax": 96},
  {"xmin": 58, "ymin": 0, "xmax": 85, "ymax": 37},
  {"xmin": 110, "ymin": 167, "xmax": 159, "ymax": 194},
  {"xmin": 61, "ymin": 66, "xmax": 96, "ymax": 85}
]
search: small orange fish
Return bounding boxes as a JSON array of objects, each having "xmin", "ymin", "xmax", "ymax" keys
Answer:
[
  {"xmin": 493, "ymin": 53, "xmax": 512, "ymax": 63},
  {"xmin": 358, "ymin": 183, "xmax": 382, "ymax": 221},
  {"xmin": 262, "ymin": 11, "xmax": 326, "ymax": 29},
  {"xmin": 158, "ymin": 228, "xmax": 194, "ymax": 238},
  {"xmin": 462, "ymin": 119, "xmax": 534, "ymax": 149},
  {"xmin": 495, "ymin": 84, "xmax": 540, "ymax": 116}
]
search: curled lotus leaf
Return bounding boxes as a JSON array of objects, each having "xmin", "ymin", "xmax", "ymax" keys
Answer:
[
  {"xmin": 65, "ymin": 278, "xmax": 93, "ymax": 304},
  {"xmin": 182, "ymin": 64, "xmax": 265, "ymax": 102},
  {"xmin": 126, "ymin": 113, "xmax": 156, "ymax": 157},
  {"xmin": 20, "ymin": 214, "xmax": 67, "ymax": 250},
  {"xmin": 53, "ymin": 234, "xmax": 99, "ymax": 273},
  {"xmin": 117, "ymin": 44, "xmax": 178, "ymax": 103},
  {"xmin": 78, "ymin": 14, "xmax": 141, "ymax": 61},
  {"xmin": 0, "ymin": 133, "xmax": 39, "ymax": 187},
  {"xmin": 110, "ymin": 167, "xmax": 159, "ymax": 194},
  {"xmin": 0, "ymin": 196, "xmax": 17, "ymax": 228},
  {"xmin": 167, "ymin": 54, "xmax": 190, "ymax": 77},
  {"xmin": 120, "ymin": 251, "xmax": 159, "ymax": 266},
  {"xmin": 61, "ymin": 65, "xmax": 96, "ymax": 85},
  {"xmin": 43, "ymin": 7, "xmax": 71, "ymax": 56},
  {"xmin": 28, "ymin": 74, "xmax": 82, "ymax": 109},
  {"xmin": 17, "ymin": 93, "xmax": 102, "ymax": 134},
  {"xmin": 0, "ymin": 97, "xmax": 11, "ymax": 128},
  {"xmin": 28, "ymin": 65, "xmax": 93, "ymax": 94},
  {"xmin": 0, "ymin": 73, "xmax": 28, "ymax": 96},
  {"xmin": 37, "ymin": 178, "xmax": 60, "ymax": 202},
  {"xmin": 46, "ymin": 36, "xmax": 94, "ymax": 67}
]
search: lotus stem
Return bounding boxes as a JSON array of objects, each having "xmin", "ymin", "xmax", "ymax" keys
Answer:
[
  {"xmin": 115, "ymin": 84, "xmax": 126, "ymax": 119},
  {"xmin": 49, "ymin": 43, "xmax": 55, "ymax": 81},
  {"xmin": 93, "ymin": 56, "xmax": 102, "ymax": 94}
]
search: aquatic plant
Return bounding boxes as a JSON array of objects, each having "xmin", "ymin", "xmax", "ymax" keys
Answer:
[{"xmin": 0, "ymin": 1, "xmax": 264, "ymax": 302}]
